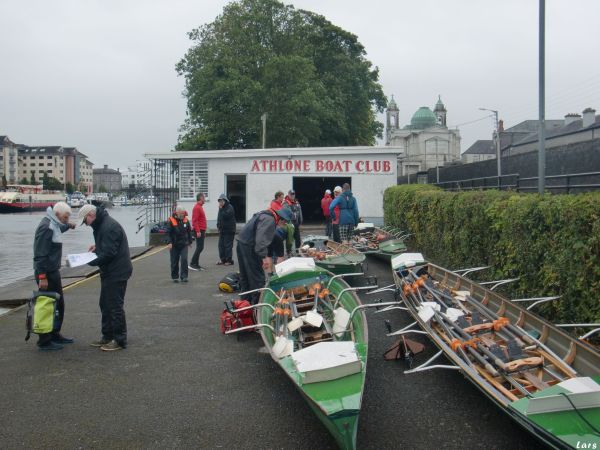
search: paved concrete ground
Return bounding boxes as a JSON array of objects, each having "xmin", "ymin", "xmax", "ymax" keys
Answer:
[{"xmin": 0, "ymin": 237, "xmax": 545, "ymax": 450}]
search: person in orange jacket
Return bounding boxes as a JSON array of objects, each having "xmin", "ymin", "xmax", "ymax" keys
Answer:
[{"xmin": 167, "ymin": 205, "xmax": 193, "ymax": 282}]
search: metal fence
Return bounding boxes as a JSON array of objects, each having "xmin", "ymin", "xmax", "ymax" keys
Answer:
[{"xmin": 435, "ymin": 171, "xmax": 600, "ymax": 194}]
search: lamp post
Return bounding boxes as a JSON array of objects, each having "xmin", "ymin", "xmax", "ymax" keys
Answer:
[
  {"xmin": 424, "ymin": 137, "xmax": 449, "ymax": 184},
  {"xmin": 479, "ymin": 107, "xmax": 502, "ymax": 185},
  {"xmin": 261, "ymin": 113, "xmax": 268, "ymax": 149}
]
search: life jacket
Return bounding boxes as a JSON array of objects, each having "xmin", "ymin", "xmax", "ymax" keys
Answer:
[{"xmin": 169, "ymin": 216, "xmax": 188, "ymax": 226}]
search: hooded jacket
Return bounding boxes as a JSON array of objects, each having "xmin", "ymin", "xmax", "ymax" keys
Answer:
[
  {"xmin": 329, "ymin": 190, "xmax": 359, "ymax": 226},
  {"xmin": 88, "ymin": 206, "xmax": 133, "ymax": 280},
  {"xmin": 33, "ymin": 215, "xmax": 70, "ymax": 278},
  {"xmin": 217, "ymin": 199, "xmax": 236, "ymax": 233},
  {"xmin": 237, "ymin": 210, "xmax": 278, "ymax": 258}
]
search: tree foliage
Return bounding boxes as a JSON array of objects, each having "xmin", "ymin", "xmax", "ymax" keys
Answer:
[{"xmin": 176, "ymin": 0, "xmax": 386, "ymax": 150}]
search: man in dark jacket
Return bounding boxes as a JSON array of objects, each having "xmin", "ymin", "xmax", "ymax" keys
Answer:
[
  {"xmin": 33, "ymin": 202, "xmax": 76, "ymax": 351},
  {"xmin": 78, "ymin": 204, "xmax": 133, "ymax": 352},
  {"xmin": 283, "ymin": 189, "xmax": 303, "ymax": 250},
  {"xmin": 216, "ymin": 193, "xmax": 236, "ymax": 265},
  {"xmin": 166, "ymin": 205, "xmax": 193, "ymax": 282},
  {"xmin": 236, "ymin": 207, "xmax": 292, "ymax": 304}
]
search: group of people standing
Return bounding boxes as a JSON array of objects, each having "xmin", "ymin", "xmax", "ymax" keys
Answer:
[{"xmin": 321, "ymin": 183, "xmax": 360, "ymax": 244}]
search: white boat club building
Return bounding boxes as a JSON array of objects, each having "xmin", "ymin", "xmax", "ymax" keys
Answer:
[{"xmin": 144, "ymin": 146, "xmax": 402, "ymax": 227}]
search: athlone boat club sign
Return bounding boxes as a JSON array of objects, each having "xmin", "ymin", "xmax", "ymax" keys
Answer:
[{"xmin": 250, "ymin": 158, "xmax": 392, "ymax": 174}]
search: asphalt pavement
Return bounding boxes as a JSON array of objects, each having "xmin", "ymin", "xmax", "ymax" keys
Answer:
[{"xmin": 0, "ymin": 237, "xmax": 545, "ymax": 449}]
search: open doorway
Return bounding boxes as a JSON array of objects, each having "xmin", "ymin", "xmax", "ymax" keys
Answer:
[
  {"xmin": 226, "ymin": 174, "xmax": 246, "ymax": 223},
  {"xmin": 293, "ymin": 176, "xmax": 351, "ymax": 224}
]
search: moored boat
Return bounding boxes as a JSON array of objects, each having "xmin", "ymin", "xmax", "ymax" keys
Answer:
[
  {"xmin": 299, "ymin": 235, "xmax": 366, "ymax": 275},
  {"xmin": 226, "ymin": 258, "xmax": 393, "ymax": 449},
  {"xmin": 351, "ymin": 224, "xmax": 407, "ymax": 260},
  {"xmin": 0, "ymin": 185, "xmax": 66, "ymax": 213},
  {"xmin": 390, "ymin": 254, "xmax": 600, "ymax": 449}
]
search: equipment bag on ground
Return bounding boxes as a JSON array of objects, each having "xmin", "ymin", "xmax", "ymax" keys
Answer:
[
  {"xmin": 218, "ymin": 272, "xmax": 241, "ymax": 293},
  {"xmin": 25, "ymin": 291, "xmax": 61, "ymax": 341},
  {"xmin": 220, "ymin": 299, "xmax": 255, "ymax": 334}
]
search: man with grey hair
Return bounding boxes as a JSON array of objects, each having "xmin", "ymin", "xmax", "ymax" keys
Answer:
[
  {"xmin": 33, "ymin": 201, "xmax": 76, "ymax": 351},
  {"xmin": 78, "ymin": 203, "xmax": 132, "ymax": 351}
]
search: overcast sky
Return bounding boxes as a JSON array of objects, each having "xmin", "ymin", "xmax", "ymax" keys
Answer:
[{"xmin": 1, "ymin": 0, "xmax": 599, "ymax": 170}]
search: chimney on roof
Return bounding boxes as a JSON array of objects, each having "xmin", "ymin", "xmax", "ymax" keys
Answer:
[
  {"xmin": 582, "ymin": 108, "xmax": 596, "ymax": 128},
  {"xmin": 498, "ymin": 119, "xmax": 504, "ymax": 132},
  {"xmin": 564, "ymin": 113, "xmax": 581, "ymax": 126},
  {"xmin": 104, "ymin": 164, "xmax": 108, "ymax": 169}
]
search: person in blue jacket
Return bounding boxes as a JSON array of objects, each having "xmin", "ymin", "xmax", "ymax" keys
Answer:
[{"xmin": 329, "ymin": 183, "xmax": 359, "ymax": 243}]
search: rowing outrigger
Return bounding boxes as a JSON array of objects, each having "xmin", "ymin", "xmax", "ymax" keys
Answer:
[{"xmin": 388, "ymin": 253, "xmax": 600, "ymax": 449}]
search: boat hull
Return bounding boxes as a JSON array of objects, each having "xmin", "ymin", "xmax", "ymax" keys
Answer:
[
  {"xmin": 392, "ymin": 262, "xmax": 600, "ymax": 449},
  {"xmin": 258, "ymin": 267, "xmax": 368, "ymax": 450},
  {"xmin": 0, "ymin": 201, "xmax": 57, "ymax": 213}
]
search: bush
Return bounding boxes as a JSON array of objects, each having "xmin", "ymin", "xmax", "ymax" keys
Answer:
[{"xmin": 384, "ymin": 185, "xmax": 600, "ymax": 326}]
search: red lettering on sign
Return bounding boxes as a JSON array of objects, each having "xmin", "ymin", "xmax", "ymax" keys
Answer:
[
  {"xmin": 343, "ymin": 160, "xmax": 351, "ymax": 171},
  {"xmin": 383, "ymin": 160, "xmax": 391, "ymax": 172},
  {"xmin": 304, "ymin": 160, "xmax": 310, "ymax": 171},
  {"xmin": 373, "ymin": 161, "xmax": 381, "ymax": 172},
  {"xmin": 251, "ymin": 160, "xmax": 260, "ymax": 172},
  {"xmin": 316, "ymin": 160, "xmax": 324, "ymax": 172},
  {"xmin": 284, "ymin": 160, "xmax": 292, "ymax": 171},
  {"xmin": 325, "ymin": 161, "xmax": 334, "ymax": 172},
  {"xmin": 355, "ymin": 161, "xmax": 364, "ymax": 172},
  {"xmin": 268, "ymin": 160, "xmax": 276, "ymax": 171},
  {"xmin": 293, "ymin": 160, "xmax": 300, "ymax": 171}
]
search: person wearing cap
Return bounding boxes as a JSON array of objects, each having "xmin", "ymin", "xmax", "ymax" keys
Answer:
[
  {"xmin": 330, "ymin": 186, "xmax": 342, "ymax": 243},
  {"xmin": 283, "ymin": 189, "xmax": 303, "ymax": 250},
  {"xmin": 329, "ymin": 183, "xmax": 359, "ymax": 244},
  {"xmin": 32, "ymin": 201, "xmax": 76, "ymax": 351},
  {"xmin": 236, "ymin": 206, "xmax": 292, "ymax": 304},
  {"xmin": 189, "ymin": 193, "xmax": 207, "ymax": 271},
  {"xmin": 320, "ymin": 189, "xmax": 333, "ymax": 238},
  {"xmin": 216, "ymin": 193, "xmax": 236, "ymax": 265},
  {"xmin": 78, "ymin": 204, "xmax": 133, "ymax": 352},
  {"xmin": 167, "ymin": 205, "xmax": 193, "ymax": 282}
]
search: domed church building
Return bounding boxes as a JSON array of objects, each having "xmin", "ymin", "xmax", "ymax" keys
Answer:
[{"xmin": 385, "ymin": 96, "xmax": 461, "ymax": 177}]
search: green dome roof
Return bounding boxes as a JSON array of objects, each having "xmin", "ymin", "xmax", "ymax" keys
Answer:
[{"xmin": 410, "ymin": 106, "xmax": 437, "ymax": 129}]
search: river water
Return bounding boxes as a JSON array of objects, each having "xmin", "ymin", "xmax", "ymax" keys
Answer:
[{"xmin": 0, "ymin": 207, "xmax": 147, "ymax": 287}]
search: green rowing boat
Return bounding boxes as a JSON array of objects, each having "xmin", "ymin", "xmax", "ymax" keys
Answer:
[
  {"xmin": 391, "ymin": 255, "xmax": 600, "ymax": 449},
  {"xmin": 256, "ymin": 265, "xmax": 368, "ymax": 450},
  {"xmin": 351, "ymin": 225, "xmax": 407, "ymax": 260},
  {"xmin": 300, "ymin": 235, "xmax": 366, "ymax": 275}
]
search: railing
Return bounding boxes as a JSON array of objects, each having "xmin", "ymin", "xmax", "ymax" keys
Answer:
[{"xmin": 435, "ymin": 171, "xmax": 600, "ymax": 193}]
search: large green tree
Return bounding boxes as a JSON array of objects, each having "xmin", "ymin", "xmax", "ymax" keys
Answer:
[{"xmin": 176, "ymin": 0, "xmax": 386, "ymax": 150}]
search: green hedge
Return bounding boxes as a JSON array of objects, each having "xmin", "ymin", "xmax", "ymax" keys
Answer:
[{"xmin": 383, "ymin": 185, "xmax": 600, "ymax": 325}]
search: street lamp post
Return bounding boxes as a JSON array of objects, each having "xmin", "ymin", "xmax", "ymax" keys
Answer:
[{"xmin": 479, "ymin": 108, "xmax": 502, "ymax": 186}]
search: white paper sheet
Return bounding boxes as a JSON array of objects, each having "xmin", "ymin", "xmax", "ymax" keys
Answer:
[{"xmin": 66, "ymin": 252, "xmax": 97, "ymax": 268}]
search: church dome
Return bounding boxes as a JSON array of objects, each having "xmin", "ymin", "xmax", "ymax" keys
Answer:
[{"xmin": 410, "ymin": 107, "xmax": 437, "ymax": 129}]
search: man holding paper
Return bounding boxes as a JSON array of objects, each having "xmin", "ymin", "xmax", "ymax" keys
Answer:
[
  {"xmin": 78, "ymin": 204, "xmax": 132, "ymax": 352},
  {"xmin": 33, "ymin": 202, "xmax": 76, "ymax": 351}
]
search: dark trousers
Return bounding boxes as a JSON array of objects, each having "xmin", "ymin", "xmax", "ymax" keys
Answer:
[
  {"xmin": 170, "ymin": 245, "xmax": 189, "ymax": 280},
  {"xmin": 332, "ymin": 224, "xmax": 341, "ymax": 243},
  {"xmin": 292, "ymin": 223, "xmax": 301, "ymax": 249},
  {"xmin": 36, "ymin": 270, "xmax": 64, "ymax": 345},
  {"xmin": 325, "ymin": 216, "xmax": 332, "ymax": 238},
  {"xmin": 99, "ymin": 277, "xmax": 128, "ymax": 346},
  {"xmin": 218, "ymin": 232, "xmax": 235, "ymax": 262},
  {"xmin": 190, "ymin": 230, "xmax": 205, "ymax": 266},
  {"xmin": 236, "ymin": 241, "xmax": 265, "ymax": 305}
]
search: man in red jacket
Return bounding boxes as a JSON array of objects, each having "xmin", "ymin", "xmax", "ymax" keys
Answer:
[
  {"xmin": 320, "ymin": 189, "xmax": 332, "ymax": 238},
  {"xmin": 189, "ymin": 193, "xmax": 207, "ymax": 271}
]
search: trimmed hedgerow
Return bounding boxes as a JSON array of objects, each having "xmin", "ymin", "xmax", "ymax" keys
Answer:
[{"xmin": 383, "ymin": 185, "xmax": 600, "ymax": 326}]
